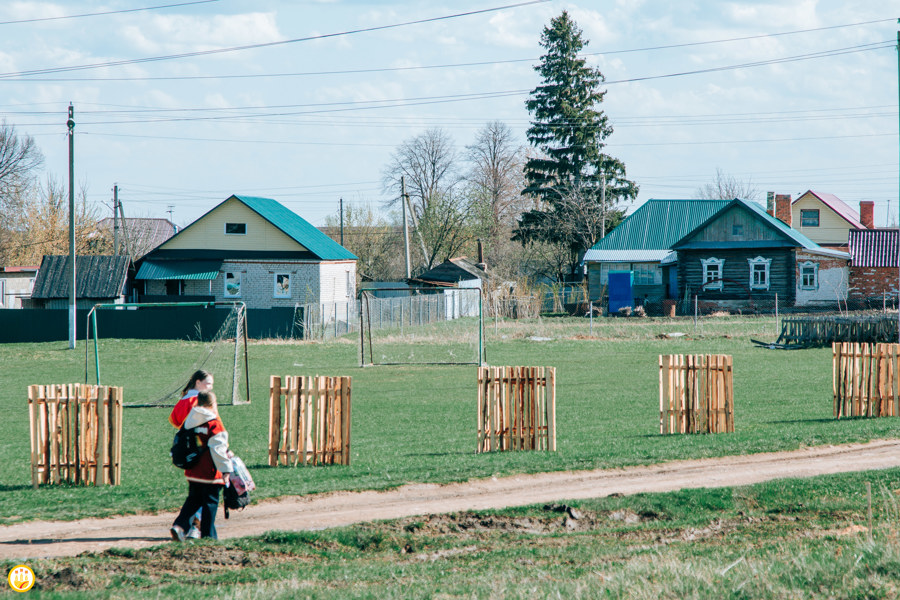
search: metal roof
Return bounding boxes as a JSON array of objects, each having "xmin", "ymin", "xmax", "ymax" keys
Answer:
[
  {"xmin": 31, "ymin": 255, "xmax": 131, "ymax": 299},
  {"xmin": 674, "ymin": 198, "xmax": 850, "ymax": 259},
  {"xmin": 235, "ymin": 195, "xmax": 357, "ymax": 261},
  {"xmin": 582, "ymin": 249, "xmax": 671, "ymax": 262},
  {"xmin": 587, "ymin": 199, "xmax": 732, "ymax": 254},
  {"xmin": 796, "ymin": 191, "xmax": 865, "ymax": 229},
  {"xmin": 848, "ymin": 229, "xmax": 899, "ymax": 267},
  {"xmin": 135, "ymin": 260, "xmax": 222, "ymax": 280}
]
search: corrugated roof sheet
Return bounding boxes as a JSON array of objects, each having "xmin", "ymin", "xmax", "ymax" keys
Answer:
[
  {"xmin": 848, "ymin": 229, "xmax": 899, "ymax": 267},
  {"xmin": 588, "ymin": 199, "xmax": 732, "ymax": 253},
  {"xmin": 234, "ymin": 195, "xmax": 357, "ymax": 261},
  {"xmin": 135, "ymin": 260, "xmax": 222, "ymax": 280},
  {"xmin": 582, "ymin": 249, "xmax": 671, "ymax": 262},
  {"xmin": 31, "ymin": 255, "xmax": 130, "ymax": 299}
]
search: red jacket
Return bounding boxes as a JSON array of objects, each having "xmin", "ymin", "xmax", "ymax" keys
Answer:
[
  {"xmin": 169, "ymin": 390, "xmax": 199, "ymax": 428},
  {"xmin": 181, "ymin": 406, "xmax": 233, "ymax": 485}
]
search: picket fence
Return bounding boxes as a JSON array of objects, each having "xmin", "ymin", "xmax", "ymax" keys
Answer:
[
  {"xmin": 268, "ymin": 375, "xmax": 351, "ymax": 466},
  {"xmin": 476, "ymin": 366, "xmax": 556, "ymax": 453},
  {"xmin": 27, "ymin": 384, "xmax": 123, "ymax": 487},
  {"xmin": 833, "ymin": 342, "xmax": 900, "ymax": 418},
  {"xmin": 659, "ymin": 355, "xmax": 734, "ymax": 434}
]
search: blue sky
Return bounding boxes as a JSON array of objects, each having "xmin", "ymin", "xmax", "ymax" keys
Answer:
[{"xmin": 0, "ymin": 0, "xmax": 896, "ymax": 229}]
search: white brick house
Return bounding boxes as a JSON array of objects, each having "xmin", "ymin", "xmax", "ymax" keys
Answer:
[{"xmin": 135, "ymin": 195, "xmax": 357, "ymax": 309}]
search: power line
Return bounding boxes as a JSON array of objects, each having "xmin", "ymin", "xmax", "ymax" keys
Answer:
[
  {"xmin": 0, "ymin": 0, "xmax": 220, "ymax": 26},
  {"xmin": 0, "ymin": 1, "xmax": 550, "ymax": 79},
  {"xmin": 2, "ymin": 17, "xmax": 893, "ymax": 83}
]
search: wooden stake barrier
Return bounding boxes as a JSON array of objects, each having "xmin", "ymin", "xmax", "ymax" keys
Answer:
[
  {"xmin": 269, "ymin": 375, "xmax": 351, "ymax": 466},
  {"xmin": 833, "ymin": 342, "xmax": 900, "ymax": 418},
  {"xmin": 476, "ymin": 366, "xmax": 556, "ymax": 453},
  {"xmin": 27, "ymin": 384, "xmax": 123, "ymax": 488},
  {"xmin": 659, "ymin": 355, "xmax": 733, "ymax": 434}
]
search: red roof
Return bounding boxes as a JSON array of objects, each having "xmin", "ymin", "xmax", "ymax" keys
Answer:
[
  {"xmin": 796, "ymin": 191, "xmax": 865, "ymax": 229},
  {"xmin": 848, "ymin": 229, "xmax": 898, "ymax": 267},
  {"xmin": 0, "ymin": 266, "xmax": 39, "ymax": 272}
]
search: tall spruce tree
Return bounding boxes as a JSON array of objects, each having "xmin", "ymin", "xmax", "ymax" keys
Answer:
[{"xmin": 515, "ymin": 11, "xmax": 637, "ymax": 278}]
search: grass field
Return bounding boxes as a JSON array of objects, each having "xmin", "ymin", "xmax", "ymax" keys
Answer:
[{"xmin": 2, "ymin": 315, "xmax": 900, "ymax": 597}]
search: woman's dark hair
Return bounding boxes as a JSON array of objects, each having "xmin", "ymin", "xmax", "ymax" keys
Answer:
[
  {"xmin": 182, "ymin": 369, "xmax": 211, "ymax": 395},
  {"xmin": 197, "ymin": 391, "xmax": 216, "ymax": 408}
]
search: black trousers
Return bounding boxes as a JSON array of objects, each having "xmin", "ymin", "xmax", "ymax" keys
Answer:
[{"xmin": 174, "ymin": 481, "xmax": 223, "ymax": 539}]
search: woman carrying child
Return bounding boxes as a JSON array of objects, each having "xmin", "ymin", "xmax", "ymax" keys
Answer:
[{"xmin": 170, "ymin": 391, "xmax": 233, "ymax": 541}]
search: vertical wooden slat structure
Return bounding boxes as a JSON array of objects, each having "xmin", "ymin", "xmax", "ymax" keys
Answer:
[
  {"xmin": 659, "ymin": 355, "xmax": 734, "ymax": 434},
  {"xmin": 833, "ymin": 342, "xmax": 900, "ymax": 418},
  {"xmin": 27, "ymin": 384, "xmax": 123, "ymax": 488},
  {"xmin": 268, "ymin": 375, "xmax": 352, "ymax": 466},
  {"xmin": 476, "ymin": 366, "xmax": 556, "ymax": 453}
]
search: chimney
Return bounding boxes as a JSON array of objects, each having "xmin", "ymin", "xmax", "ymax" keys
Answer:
[
  {"xmin": 775, "ymin": 194, "xmax": 792, "ymax": 227},
  {"xmin": 859, "ymin": 201, "xmax": 875, "ymax": 229},
  {"xmin": 475, "ymin": 239, "xmax": 487, "ymax": 271},
  {"xmin": 766, "ymin": 191, "xmax": 775, "ymax": 217}
]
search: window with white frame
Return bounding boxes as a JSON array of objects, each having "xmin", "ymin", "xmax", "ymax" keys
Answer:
[
  {"xmin": 701, "ymin": 258, "xmax": 724, "ymax": 290},
  {"xmin": 632, "ymin": 263, "xmax": 659, "ymax": 285},
  {"xmin": 800, "ymin": 210, "xmax": 819, "ymax": 227},
  {"xmin": 748, "ymin": 256, "xmax": 771, "ymax": 290},
  {"xmin": 345, "ymin": 271, "xmax": 352, "ymax": 297},
  {"xmin": 799, "ymin": 261, "xmax": 818, "ymax": 290},
  {"xmin": 598, "ymin": 263, "xmax": 629, "ymax": 285},
  {"xmin": 224, "ymin": 272, "xmax": 242, "ymax": 298},
  {"xmin": 274, "ymin": 273, "xmax": 291, "ymax": 298}
]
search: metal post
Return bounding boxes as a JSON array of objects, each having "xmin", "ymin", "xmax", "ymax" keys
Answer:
[
  {"xmin": 694, "ymin": 295, "xmax": 698, "ymax": 331},
  {"xmin": 589, "ymin": 301, "xmax": 593, "ymax": 336},
  {"xmin": 775, "ymin": 293, "xmax": 779, "ymax": 336},
  {"xmin": 67, "ymin": 104, "xmax": 76, "ymax": 349}
]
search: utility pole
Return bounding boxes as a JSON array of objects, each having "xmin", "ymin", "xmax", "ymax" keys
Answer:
[
  {"xmin": 896, "ymin": 29, "xmax": 899, "ymax": 343},
  {"xmin": 600, "ymin": 173, "xmax": 607, "ymax": 240},
  {"xmin": 339, "ymin": 197, "xmax": 344, "ymax": 246},
  {"xmin": 67, "ymin": 104, "xmax": 76, "ymax": 349},
  {"xmin": 401, "ymin": 176, "xmax": 411, "ymax": 279},
  {"xmin": 112, "ymin": 184, "xmax": 119, "ymax": 255}
]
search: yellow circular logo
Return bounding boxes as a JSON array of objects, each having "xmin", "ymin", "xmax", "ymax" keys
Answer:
[{"xmin": 8, "ymin": 565, "xmax": 34, "ymax": 593}]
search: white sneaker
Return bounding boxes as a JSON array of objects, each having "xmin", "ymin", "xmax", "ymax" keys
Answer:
[
  {"xmin": 186, "ymin": 526, "xmax": 201, "ymax": 539},
  {"xmin": 170, "ymin": 525, "xmax": 186, "ymax": 542}
]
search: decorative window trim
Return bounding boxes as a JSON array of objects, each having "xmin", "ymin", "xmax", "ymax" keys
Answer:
[
  {"xmin": 274, "ymin": 273, "xmax": 291, "ymax": 298},
  {"xmin": 224, "ymin": 272, "xmax": 242, "ymax": 298},
  {"xmin": 225, "ymin": 222, "xmax": 247, "ymax": 235},
  {"xmin": 748, "ymin": 256, "xmax": 771, "ymax": 290},
  {"xmin": 701, "ymin": 257, "xmax": 724, "ymax": 291},
  {"xmin": 799, "ymin": 261, "xmax": 818, "ymax": 290}
]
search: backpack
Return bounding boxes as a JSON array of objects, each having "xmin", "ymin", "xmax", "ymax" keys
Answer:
[
  {"xmin": 170, "ymin": 425, "xmax": 205, "ymax": 469},
  {"xmin": 224, "ymin": 455, "xmax": 254, "ymax": 518}
]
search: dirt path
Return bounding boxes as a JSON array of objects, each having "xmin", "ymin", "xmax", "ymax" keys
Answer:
[{"xmin": 3, "ymin": 439, "xmax": 900, "ymax": 560}]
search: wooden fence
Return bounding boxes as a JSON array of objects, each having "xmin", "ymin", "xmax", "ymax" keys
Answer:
[
  {"xmin": 833, "ymin": 342, "xmax": 900, "ymax": 418},
  {"xmin": 269, "ymin": 375, "xmax": 351, "ymax": 466},
  {"xmin": 27, "ymin": 384, "xmax": 123, "ymax": 487},
  {"xmin": 778, "ymin": 315, "xmax": 898, "ymax": 347},
  {"xmin": 477, "ymin": 366, "xmax": 556, "ymax": 453},
  {"xmin": 659, "ymin": 355, "xmax": 734, "ymax": 434}
]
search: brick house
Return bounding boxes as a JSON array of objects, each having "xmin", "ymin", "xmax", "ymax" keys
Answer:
[
  {"xmin": 847, "ymin": 229, "xmax": 898, "ymax": 304},
  {"xmin": 136, "ymin": 195, "xmax": 357, "ymax": 309}
]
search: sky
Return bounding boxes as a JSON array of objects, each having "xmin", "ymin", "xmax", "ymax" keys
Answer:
[{"xmin": 0, "ymin": 0, "xmax": 897, "ymax": 232}]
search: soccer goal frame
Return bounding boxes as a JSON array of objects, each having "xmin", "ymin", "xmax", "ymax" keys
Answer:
[
  {"xmin": 85, "ymin": 301, "xmax": 250, "ymax": 407},
  {"xmin": 358, "ymin": 286, "xmax": 485, "ymax": 367}
]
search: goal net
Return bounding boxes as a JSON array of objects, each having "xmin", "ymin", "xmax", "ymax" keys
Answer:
[
  {"xmin": 359, "ymin": 287, "xmax": 484, "ymax": 366},
  {"xmin": 85, "ymin": 302, "xmax": 250, "ymax": 407}
]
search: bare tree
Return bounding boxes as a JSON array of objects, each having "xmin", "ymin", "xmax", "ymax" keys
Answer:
[
  {"xmin": 415, "ymin": 191, "xmax": 474, "ymax": 272},
  {"xmin": 0, "ymin": 121, "xmax": 44, "ymax": 204},
  {"xmin": 383, "ymin": 128, "xmax": 462, "ymax": 215},
  {"xmin": 695, "ymin": 168, "xmax": 760, "ymax": 201},
  {"xmin": 323, "ymin": 203, "xmax": 405, "ymax": 281}
]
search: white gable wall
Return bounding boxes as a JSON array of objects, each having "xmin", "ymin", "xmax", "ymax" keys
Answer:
[{"xmin": 318, "ymin": 261, "xmax": 356, "ymax": 304}]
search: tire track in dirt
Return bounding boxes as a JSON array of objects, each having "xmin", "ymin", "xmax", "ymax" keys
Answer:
[{"xmin": 3, "ymin": 439, "xmax": 900, "ymax": 560}]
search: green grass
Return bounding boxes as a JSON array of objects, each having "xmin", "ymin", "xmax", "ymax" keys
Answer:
[
  {"xmin": 7, "ymin": 468, "xmax": 900, "ymax": 598},
  {"xmin": 1, "ymin": 315, "xmax": 898, "ymax": 525}
]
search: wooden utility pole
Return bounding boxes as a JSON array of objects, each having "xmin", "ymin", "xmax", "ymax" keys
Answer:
[
  {"xmin": 339, "ymin": 197, "xmax": 344, "ymax": 246},
  {"xmin": 401, "ymin": 176, "xmax": 411, "ymax": 279},
  {"xmin": 67, "ymin": 103, "xmax": 76, "ymax": 349},
  {"xmin": 113, "ymin": 184, "xmax": 119, "ymax": 255}
]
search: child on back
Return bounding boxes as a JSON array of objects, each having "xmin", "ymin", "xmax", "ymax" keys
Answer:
[{"xmin": 170, "ymin": 391, "xmax": 233, "ymax": 541}]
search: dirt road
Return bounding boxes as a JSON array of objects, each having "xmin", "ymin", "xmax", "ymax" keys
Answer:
[{"xmin": 3, "ymin": 439, "xmax": 900, "ymax": 560}]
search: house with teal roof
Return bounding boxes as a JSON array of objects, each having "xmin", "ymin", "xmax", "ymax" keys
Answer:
[
  {"xmin": 672, "ymin": 198, "xmax": 849, "ymax": 310},
  {"xmin": 136, "ymin": 195, "xmax": 357, "ymax": 309},
  {"xmin": 583, "ymin": 199, "xmax": 731, "ymax": 303}
]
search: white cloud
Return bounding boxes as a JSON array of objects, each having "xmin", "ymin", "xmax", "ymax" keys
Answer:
[{"xmin": 120, "ymin": 12, "xmax": 281, "ymax": 55}]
